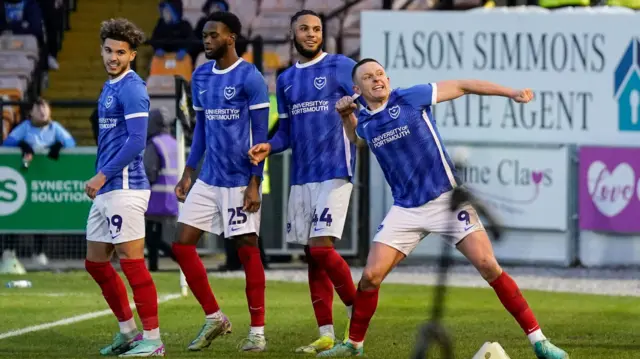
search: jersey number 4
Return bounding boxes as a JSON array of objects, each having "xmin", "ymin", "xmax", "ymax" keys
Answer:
[{"xmin": 312, "ymin": 208, "xmax": 333, "ymax": 227}]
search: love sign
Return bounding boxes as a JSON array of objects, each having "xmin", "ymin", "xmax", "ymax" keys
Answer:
[{"xmin": 579, "ymin": 147, "xmax": 640, "ymax": 233}]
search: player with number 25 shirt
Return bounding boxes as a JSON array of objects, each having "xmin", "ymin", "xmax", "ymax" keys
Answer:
[
  {"xmin": 172, "ymin": 12, "xmax": 270, "ymax": 353},
  {"xmin": 321, "ymin": 58, "xmax": 569, "ymax": 359}
]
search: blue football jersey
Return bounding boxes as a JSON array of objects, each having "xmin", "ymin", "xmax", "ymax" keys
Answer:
[
  {"xmin": 191, "ymin": 59, "xmax": 270, "ymax": 187},
  {"xmin": 356, "ymin": 84, "xmax": 458, "ymax": 208},
  {"xmin": 276, "ymin": 53, "xmax": 357, "ymax": 185},
  {"xmin": 96, "ymin": 70, "xmax": 150, "ymax": 194}
]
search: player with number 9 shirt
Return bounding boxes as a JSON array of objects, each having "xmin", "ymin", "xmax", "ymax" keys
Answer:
[{"xmin": 320, "ymin": 58, "xmax": 569, "ymax": 359}]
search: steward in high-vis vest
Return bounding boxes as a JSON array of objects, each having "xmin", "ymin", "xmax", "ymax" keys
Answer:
[
  {"xmin": 537, "ymin": 0, "xmax": 589, "ymax": 8},
  {"xmin": 144, "ymin": 107, "xmax": 179, "ymax": 271},
  {"xmin": 262, "ymin": 94, "xmax": 280, "ymax": 195},
  {"xmin": 606, "ymin": 0, "xmax": 640, "ymax": 8}
]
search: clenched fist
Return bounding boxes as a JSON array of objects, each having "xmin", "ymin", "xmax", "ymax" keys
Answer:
[
  {"xmin": 511, "ymin": 89, "xmax": 534, "ymax": 103},
  {"xmin": 335, "ymin": 95, "xmax": 358, "ymax": 117}
]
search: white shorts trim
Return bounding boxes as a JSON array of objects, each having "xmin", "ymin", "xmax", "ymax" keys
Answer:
[
  {"xmin": 86, "ymin": 190, "xmax": 150, "ymax": 244},
  {"xmin": 373, "ymin": 190, "xmax": 485, "ymax": 256},
  {"xmin": 177, "ymin": 180, "xmax": 261, "ymax": 237},
  {"xmin": 285, "ymin": 178, "xmax": 353, "ymax": 245}
]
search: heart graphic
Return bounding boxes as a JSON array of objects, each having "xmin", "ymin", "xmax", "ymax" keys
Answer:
[
  {"xmin": 388, "ymin": 105, "xmax": 401, "ymax": 119},
  {"xmin": 587, "ymin": 161, "xmax": 635, "ymax": 217},
  {"xmin": 531, "ymin": 171, "xmax": 543, "ymax": 185},
  {"xmin": 313, "ymin": 77, "xmax": 326, "ymax": 90}
]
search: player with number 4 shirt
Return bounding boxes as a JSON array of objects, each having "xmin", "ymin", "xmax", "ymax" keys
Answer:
[
  {"xmin": 249, "ymin": 10, "xmax": 359, "ymax": 355},
  {"xmin": 320, "ymin": 58, "xmax": 569, "ymax": 359}
]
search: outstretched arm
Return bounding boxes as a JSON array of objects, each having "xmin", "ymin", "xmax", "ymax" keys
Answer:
[{"xmin": 436, "ymin": 80, "xmax": 533, "ymax": 103}]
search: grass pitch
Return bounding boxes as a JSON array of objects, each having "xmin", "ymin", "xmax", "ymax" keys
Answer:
[{"xmin": 0, "ymin": 272, "xmax": 638, "ymax": 358}]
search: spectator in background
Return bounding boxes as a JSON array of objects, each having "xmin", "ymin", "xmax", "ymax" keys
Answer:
[
  {"xmin": 1, "ymin": 98, "xmax": 74, "ymax": 268},
  {"xmin": 144, "ymin": 107, "xmax": 178, "ymax": 271},
  {"xmin": 194, "ymin": 0, "xmax": 229, "ymax": 41},
  {"xmin": 3, "ymin": 98, "xmax": 75, "ymax": 169},
  {"xmin": 150, "ymin": 0, "xmax": 196, "ymax": 61},
  {"xmin": 35, "ymin": 0, "xmax": 65, "ymax": 70},
  {"xmin": 0, "ymin": 0, "xmax": 59, "ymax": 70}
]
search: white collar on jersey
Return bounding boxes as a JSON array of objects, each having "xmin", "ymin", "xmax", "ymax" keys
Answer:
[
  {"xmin": 211, "ymin": 58, "xmax": 243, "ymax": 74},
  {"xmin": 364, "ymin": 101, "xmax": 388, "ymax": 115},
  {"xmin": 295, "ymin": 52, "xmax": 328, "ymax": 68},
  {"xmin": 109, "ymin": 69, "xmax": 133, "ymax": 84}
]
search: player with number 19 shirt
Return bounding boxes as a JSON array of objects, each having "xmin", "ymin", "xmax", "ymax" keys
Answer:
[
  {"xmin": 83, "ymin": 18, "xmax": 165, "ymax": 357},
  {"xmin": 249, "ymin": 10, "xmax": 358, "ymax": 354}
]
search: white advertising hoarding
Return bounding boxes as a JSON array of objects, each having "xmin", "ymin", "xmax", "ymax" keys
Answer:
[
  {"xmin": 360, "ymin": 10, "xmax": 640, "ymax": 146},
  {"xmin": 446, "ymin": 145, "xmax": 568, "ymax": 230}
]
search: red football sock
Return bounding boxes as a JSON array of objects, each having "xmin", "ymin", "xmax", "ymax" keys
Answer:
[
  {"xmin": 348, "ymin": 286, "xmax": 379, "ymax": 343},
  {"xmin": 120, "ymin": 259, "xmax": 158, "ymax": 330},
  {"xmin": 490, "ymin": 271, "xmax": 540, "ymax": 334},
  {"xmin": 305, "ymin": 246, "xmax": 334, "ymax": 327},
  {"xmin": 238, "ymin": 245, "xmax": 266, "ymax": 327},
  {"xmin": 172, "ymin": 243, "xmax": 220, "ymax": 316},
  {"xmin": 85, "ymin": 260, "xmax": 133, "ymax": 323},
  {"xmin": 309, "ymin": 246, "xmax": 356, "ymax": 307}
]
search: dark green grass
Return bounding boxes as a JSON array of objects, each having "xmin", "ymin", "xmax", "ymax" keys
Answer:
[{"xmin": 0, "ymin": 272, "xmax": 639, "ymax": 358}]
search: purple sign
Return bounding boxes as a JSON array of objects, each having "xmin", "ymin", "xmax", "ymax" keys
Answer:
[{"xmin": 579, "ymin": 147, "xmax": 640, "ymax": 233}]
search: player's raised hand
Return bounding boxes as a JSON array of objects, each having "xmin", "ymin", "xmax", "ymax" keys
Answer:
[
  {"xmin": 335, "ymin": 95, "xmax": 357, "ymax": 117},
  {"xmin": 175, "ymin": 174, "xmax": 192, "ymax": 203},
  {"xmin": 512, "ymin": 89, "xmax": 534, "ymax": 103},
  {"xmin": 248, "ymin": 143, "xmax": 271, "ymax": 166},
  {"xmin": 85, "ymin": 172, "xmax": 106, "ymax": 200}
]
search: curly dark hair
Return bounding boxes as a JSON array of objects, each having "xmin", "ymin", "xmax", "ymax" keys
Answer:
[
  {"xmin": 99, "ymin": 18, "xmax": 146, "ymax": 49},
  {"xmin": 206, "ymin": 11, "xmax": 241, "ymax": 36},
  {"xmin": 290, "ymin": 10, "xmax": 321, "ymax": 26}
]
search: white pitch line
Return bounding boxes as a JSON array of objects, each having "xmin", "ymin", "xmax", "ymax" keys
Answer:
[{"xmin": 0, "ymin": 293, "xmax": 181, "ymax": 340}]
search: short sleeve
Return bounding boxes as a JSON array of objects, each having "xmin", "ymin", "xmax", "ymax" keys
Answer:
[
  {"xmin": 336, "ymin": 55, "xmax": 357, "ymax": 95},
  {"xmin": 191, "ymin": 79, "xmax": 203, "ymax": 111},
  {"xmin": 275, "ymin": 74, "xmax": 289, "ymax": 119},
  {"xmin": 120, "ymin": 82, "xmax": 150, "ymax": 120},
  {"xmin": 245, "ymin": 69, "xmax": 270, "ymax": 110},
  {"xmin": 355, "ymin": 124, "xmax": 364, "ymax": 140},
  {"xmin": 355, "ymin": 113, "xmax": 366, "ymax": 140},
  {"xmin": 396, "ymin": 83, "xmax": 438, "ymax": 109}
]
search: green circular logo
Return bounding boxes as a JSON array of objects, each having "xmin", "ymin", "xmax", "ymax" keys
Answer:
[{"xmin": 0, "ymin": 166, "xmax": 27, "ymax": 216}]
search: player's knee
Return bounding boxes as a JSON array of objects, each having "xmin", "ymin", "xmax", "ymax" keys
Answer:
[
  {"xmin": 234, "ymin": 234, "xmax": 258, "ymax": 248},
  {"xmin": 475, "ymin": 256, "xmax": 501, "ymax": 282},
  {"xmin": 308, "ymin": 236, "xmax": 335, "ymax": 247},
  {"xmin": 361, "ymin": 267, "xmax": 384, "ymax": 290},
  {"xmin": 175, "ymin": 223, "xmax": 202, "ymax": 245},
  {"xmin": 115, "ymin": 238, "xmax": 145, "ymax": 259}
]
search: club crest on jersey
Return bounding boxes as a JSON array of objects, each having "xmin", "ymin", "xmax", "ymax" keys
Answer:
[
  {"xmin": 389, "ymin": 105, "xmax": 401, "ymax": 119},
  {"xmin": 313, "ymin": 77, "xmax": 327, "ymax": 90},
  {"xmin": 223, "ymin": 86, "xmax": 236, "ymax": 100},
  {"xmin": 104, "ymin": 96, "xmax": 114, "ymax": 109}
]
